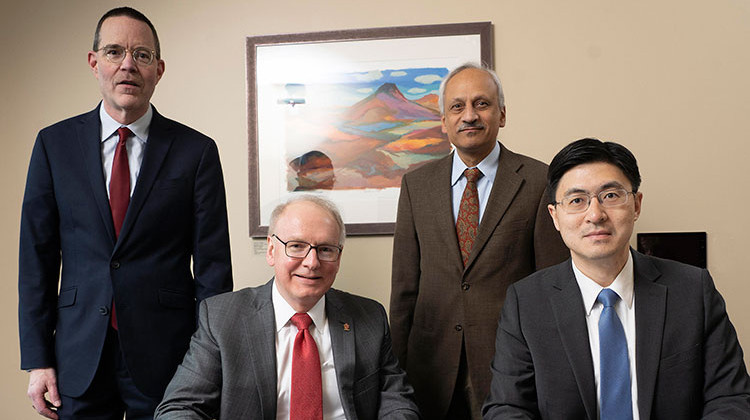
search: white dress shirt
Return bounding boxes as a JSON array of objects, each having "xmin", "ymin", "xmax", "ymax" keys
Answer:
[
  {"xmin": 573, "ymin": 253, "xmax": 640, "ymax": 419},
  {"xmin": 100, "ymin": 104, "xmax": 151, "ymax": 197},
  {"xmin": 272, "ymin": 281, "xmax": 345, "ymax": 420},
  {"xmin": 451, "ymin": 141, "xmax": 500, "ymax": 224}
]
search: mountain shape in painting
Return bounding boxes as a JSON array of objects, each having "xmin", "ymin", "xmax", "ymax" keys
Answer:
[{"xmin": 290, "ymin": 83, "xmax": 451, "ymax": 190}]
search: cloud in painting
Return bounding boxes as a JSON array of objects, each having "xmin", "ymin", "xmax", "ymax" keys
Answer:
[
  {"xmin": 354, "ymin": 70, "xmax": 384, "ymax": 82},
  {"xmin": 357, "ymin": 88, "xmax": 374, "ymax": 94},
  {"xmin": 390, "ymin": 70, "xmax": 407, "ymax": 77},
  {"xmin": 414, "ymin": 74, "xmax": 443, "ymax": 85},
  {"xmin": 408, "ymin": 87, "xmax": 427, "ymax": 94}
]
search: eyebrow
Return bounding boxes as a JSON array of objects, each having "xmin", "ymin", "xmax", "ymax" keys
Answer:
[{"xmin": 562, "ymin": 181, "xmax": 626, "ymax": 196}]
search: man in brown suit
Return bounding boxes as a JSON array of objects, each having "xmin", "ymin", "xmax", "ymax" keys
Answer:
[{"xmin": 390, "ymin": 63, "xmax": 568, "ymax": 419}]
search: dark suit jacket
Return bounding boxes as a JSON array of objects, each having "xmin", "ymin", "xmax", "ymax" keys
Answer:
[
  {"xmin": 389, "ymin": 143, "xmax": 568, "ymax": 418},
  {"xmin": 483, "ymin": 250, "xmax": 750, "ymax": 419},
  {"xmin": 19, "ymin": 104, "xmax": 233, "ymax": 398},
  {"xmin": 155, "ymin": 280, "xmax": 420, "ymax": 419}
]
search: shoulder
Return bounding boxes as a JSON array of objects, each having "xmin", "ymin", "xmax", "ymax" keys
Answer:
[
  {"xmin": 401, "ymin": 153, "xmax": 451, "ymax": 184},
  {"xmin": 634, "ymin": 251, "xmax": 707, "ymax": 288},
  {"xmin": 513, "ymin": 259, "xmax": 571, "ymax": 293},
  {"xmin": 202, "ymin": 284, "xmax": 269, "ymax": 313},
  {"xmin": 38, "ymin": 108, "xmax": 98, "ymax": 137},
  {"xmin": 499, "ymin": 143, "xmax": 549, "ymax": 179},
  {"xmin": 151, "ymin": 108, "xmax": 216, "ymax": 146},
  {"xmin": 327, "ymin": 288, "xmax": 386, "ymax": 317}
]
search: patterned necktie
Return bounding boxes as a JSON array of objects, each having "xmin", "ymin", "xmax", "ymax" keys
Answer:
[
  {"xmin": 290, "ymin": 313, "xmax": 323, "ymax": 420},
  {"xmin": 110, "ymin": 127, "xmax": 132, "ymax": 238},
  {"xmin": 456, "ymin": 167, "xmax": 482, "ymax": 266},
  {"xmin": 598, "ymin": 289, "xmax": 633, "ymax": 420},
  {"xmin": 109, "ymin": 127, "xmax": 131, "ymax": 330}
]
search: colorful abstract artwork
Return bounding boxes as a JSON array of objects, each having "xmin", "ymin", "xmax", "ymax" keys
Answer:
[{"xmin": 282, "ymin": 67, "xmax": 451, "ymax": 191}]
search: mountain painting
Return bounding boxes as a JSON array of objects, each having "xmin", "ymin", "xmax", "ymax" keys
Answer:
[{"xmin": 281, "ymin": 67, "xmax": 452, "ymax": 191}]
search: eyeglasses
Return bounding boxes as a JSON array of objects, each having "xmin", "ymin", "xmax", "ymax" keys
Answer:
[
  {"xmin": 272, "ymin": 234, "xmax": 342, "ymax": 262},
  {"xmin": 98, "ymin": 45, "xmax": 156, "ymax": 65},
  {"xmin": 554, "ymin": 188, "xmax": 635, "ymax": 214}
]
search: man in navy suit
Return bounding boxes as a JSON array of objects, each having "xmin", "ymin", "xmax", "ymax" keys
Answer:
[
  {"xmin": 483, "ymin": 138, "xmax": 750, "ymax": 418},
  {"xmin": 19, "ymin": 7, "xmax": 233, "ymax": 419}
]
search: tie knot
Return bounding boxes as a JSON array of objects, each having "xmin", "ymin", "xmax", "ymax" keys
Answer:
[
  {"xmin": 291, "ymin": 313, "xmax": 313, "ymax": 330},
  {"xmin": 464, "ymin": 167, "xmax": 482, "ymax": 183},
  {"xmin": 597, "ymin": 288, "xmax": 621, "ymax": 308},
  {"xmin": 117, "ymin": 127, "xmax": 133, "ymax": 143}
]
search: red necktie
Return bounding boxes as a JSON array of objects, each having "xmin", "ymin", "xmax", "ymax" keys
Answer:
[
  {"xmin": 109, "ymin": 127, "xmax": 131, "ymax": 329},
  {"xmin": 290, "ymin": 313, "xmax": 323, "ymax": 420},
  {"xmin": 456, "ymin": 167, "xmax": 482, "ymax": 266}
]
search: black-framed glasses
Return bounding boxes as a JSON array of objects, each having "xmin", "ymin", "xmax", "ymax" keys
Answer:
[
  {"xmin": 98, "ymin": 45, "xmax": 156, "ymax": 65},
  {"xmin": 554, "ymin": 188, "xmax": 636, "ymax": 214},
  {"xmin": 272, "ymin": 234, "xmax": 342, "ymax": 262}
]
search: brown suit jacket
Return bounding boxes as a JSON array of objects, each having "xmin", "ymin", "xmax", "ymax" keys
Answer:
[{"xmin": 390, "ymin": 143, "xmax": 568, "ymax": 418}]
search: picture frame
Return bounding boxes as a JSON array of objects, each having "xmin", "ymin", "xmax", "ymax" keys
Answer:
[{"xmin": 247, "ymin": 21, "xmax": 493, "ymax": 237}]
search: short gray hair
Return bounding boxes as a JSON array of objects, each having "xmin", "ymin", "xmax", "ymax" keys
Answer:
[
  {"xmin": 268, "ymin": 195, "xmax": 346, "ymax": 245},
  {"xmin": 438, "ymin": 63, "xmax": 505, "ymax": 115}
]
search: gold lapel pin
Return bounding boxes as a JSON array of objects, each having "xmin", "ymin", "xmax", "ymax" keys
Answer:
[{"xmin": 343, "ymin": 323, "xmax": 350, "ymax": 332}]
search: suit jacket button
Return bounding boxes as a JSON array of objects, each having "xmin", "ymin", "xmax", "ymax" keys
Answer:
[
  {"xmin": 98, "ymin": 306, "xmax": 109, "ymax": 316},
  {"xmin": 461, "ymin": 282, "xmax": 470, "ymax": 291},
  {"xmin": 110, "ymin": 261, "xmax": 120, "ymax": 269},
  {"xmin": 455, "ymin": 324, "xmax": 463, "ymax": 331}
]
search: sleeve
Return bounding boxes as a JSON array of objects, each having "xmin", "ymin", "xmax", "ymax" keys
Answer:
[
  {"xmin": 155, "ymin": 300, "xmax": 223, "ymax": 419},
  {"xmin": 376, "ymin": 304, "xmax": 422, "ymax": 419},
  {"xmin": 532, "ymin": 186, "xmax": 569, "ymax": 270},
  {"xmin": 191, "ymin": 139, "xmax": 233, "ymax": 302},
  {"xmin": 482, "ymin": 284, "xmax": 540, "ymax": 419},
  {"xmin": 19, "ymin": 133, "xmax": 61, "ymax": 370},
  {"xmin": 389, "ymin": 175, "xmax": 420, "ymax": 367},
  {"xmin": 700, "ymin": 270, "xmax": 750, "ymax": 417}
]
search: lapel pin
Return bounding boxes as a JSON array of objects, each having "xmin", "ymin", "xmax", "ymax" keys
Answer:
[{"xmin": 343, "ymin": 323, "xmax": 350, "ymax": 332}]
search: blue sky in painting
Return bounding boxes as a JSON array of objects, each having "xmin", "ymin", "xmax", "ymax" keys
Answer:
[{"xmin": 343, "ymin": 67, "xmax": 449, "ymax": 100}]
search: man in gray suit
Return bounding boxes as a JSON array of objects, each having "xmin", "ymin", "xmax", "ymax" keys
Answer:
[
  {"xmin": 156, "ymin": 195, "xmax": 420, "ymax": 419},
  {"xmin": 484, "ymin": 138, "xmax": 750, "ymax": 418},
  {"xmin": 390, "ymin": 63, "xmax": 568, "ymax": 419}
]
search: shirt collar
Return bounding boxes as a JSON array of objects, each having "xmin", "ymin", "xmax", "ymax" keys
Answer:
[
  {"xmin": 451, "ymin": 141, "xmax": 501, "ymax": 186},
  {"xmin": 573, "ymin": 251, "xmax": 634, "ymax": 315},
  {"xmin": 272, "ymin": 279, "xmax": 327, "ymax": 333},
  {"xmin": 99, "ymin": 102, "xmax": 153, "ymax": 144}
]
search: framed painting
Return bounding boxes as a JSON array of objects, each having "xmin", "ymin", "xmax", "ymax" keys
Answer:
[{"xmin": 247, "ymin": 21, "xmax": 492, "ymax": 237}]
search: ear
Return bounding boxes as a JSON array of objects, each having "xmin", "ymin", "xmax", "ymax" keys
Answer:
[
  {"xmin": 265, "ymin": 236, "xmax": 276, "ymax": 266},
  {"xmin": 633, "ymin": 191, "xmax": 643, "ymax": 221},
  {"xmin": 548, "ymin": 203, "xmax": 561, "ymax": 232},
  {"xmin": 441, "ymin": 114, "xmax": 448, "ymax": 134},
  {"xmin": 88, "ymin": 51, "xmax": 99, "ymax": 78},
  {"xmin": 498, "ymin": 106, "xmax": 506, "ymax": 128},
  {"xmin": 155, "ymin": 59, "xmax": 165, "ymax": 83}
]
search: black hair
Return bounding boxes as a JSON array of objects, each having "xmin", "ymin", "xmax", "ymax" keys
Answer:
[
  {"xmin": 547, "ymin": 138, "xmax": 641, "ymax": 203},
  {"xmin": 93, "ymin": 7, "xmax": 160, "ymax": 59}
]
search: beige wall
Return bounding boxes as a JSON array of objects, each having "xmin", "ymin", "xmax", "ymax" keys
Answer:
[{"xmin": 3, "ymin": 0, "xmax": 749, "ymax": 417}]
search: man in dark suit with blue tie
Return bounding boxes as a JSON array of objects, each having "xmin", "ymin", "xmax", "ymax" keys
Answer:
[
  {"xmin": 19, "ymin": 7, "xmax": 233, "ymax": 419},
  {"xmin": 483, "ymin": 138, "xmax": 750, "ymax": 419}
]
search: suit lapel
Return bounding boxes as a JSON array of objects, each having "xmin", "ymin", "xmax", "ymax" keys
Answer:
[
  {"xmin": 632, "ymin": 251, "xmax": 666, "ymax": 420},
  {"xmin": 429, "ymin": 153, "xmax": 464, "ymax": 266},
  {"xmin": 76, "ymin": 106, "xmax": 117, "ymax": 245},
  {"xmin": 242, "ymin": 281, "xmax": 279, "ymax": 419},
  {"xmin": 116, "ymin": 107, "xmax": 175, "ymax": 249},
  {"xmin": 466, "ymin": 144, "xmax": 523, "ymax": 269},
  {"xmin": 325, "ymin": 290, "xmax": 357, "ymax": 419},
  {"xmin": 548, "ymin": 262, "xmax": 598, "ymax": 419}
]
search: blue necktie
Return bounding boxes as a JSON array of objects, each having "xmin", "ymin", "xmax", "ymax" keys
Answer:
[{"xmin": 598, "ymin": 289, "xmax": 633, "ymax": 420}]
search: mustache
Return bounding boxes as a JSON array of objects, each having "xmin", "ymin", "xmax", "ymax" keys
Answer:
[{"xmin": 458, "ymin": 122, "xmax": 485, "ymax": 132}]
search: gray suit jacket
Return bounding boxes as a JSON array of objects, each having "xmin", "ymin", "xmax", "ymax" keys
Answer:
[
  {"xmin": 483, "ymin": 250, "xmax": 750, "ymax": 419},
  {"xmin": 390, "ymin": 143, "xmax": 568, "ymax": 418},
  {"xmin": 155, "ymin": 280, "xmax": 420, "ymax": 419}
]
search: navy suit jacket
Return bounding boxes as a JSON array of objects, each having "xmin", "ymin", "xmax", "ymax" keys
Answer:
[
  {"xmin": 19, "ymin": 104, "xmax": 233, "ymax": 398},
  {"xmin": 483, "ymin": 250, "xmax": 750, "ymax": 419},
  {"xmin": 155, "ymin": 280, "xmax": 421, "ymax": 419}
]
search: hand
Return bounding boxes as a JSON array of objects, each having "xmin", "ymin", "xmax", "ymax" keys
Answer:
[{"xmin": 27, "ymin": 368, "xmax": 61, "ymax": 419}]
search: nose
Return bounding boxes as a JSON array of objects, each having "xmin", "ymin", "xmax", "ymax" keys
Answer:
[
  {"xmin": 461, "ymin": 104, "xmax": 478, "ymax": 123},
  {"xmin": 585, "ymin": 196, "xmax": 607, "ymax": 223},
  {"xmin": 119, "ymin": 50, "xmax": 138, "ymax": 71},
  {"xmin": 301, "ymin": 247, "xmax": 321, "ymax": 269}
]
